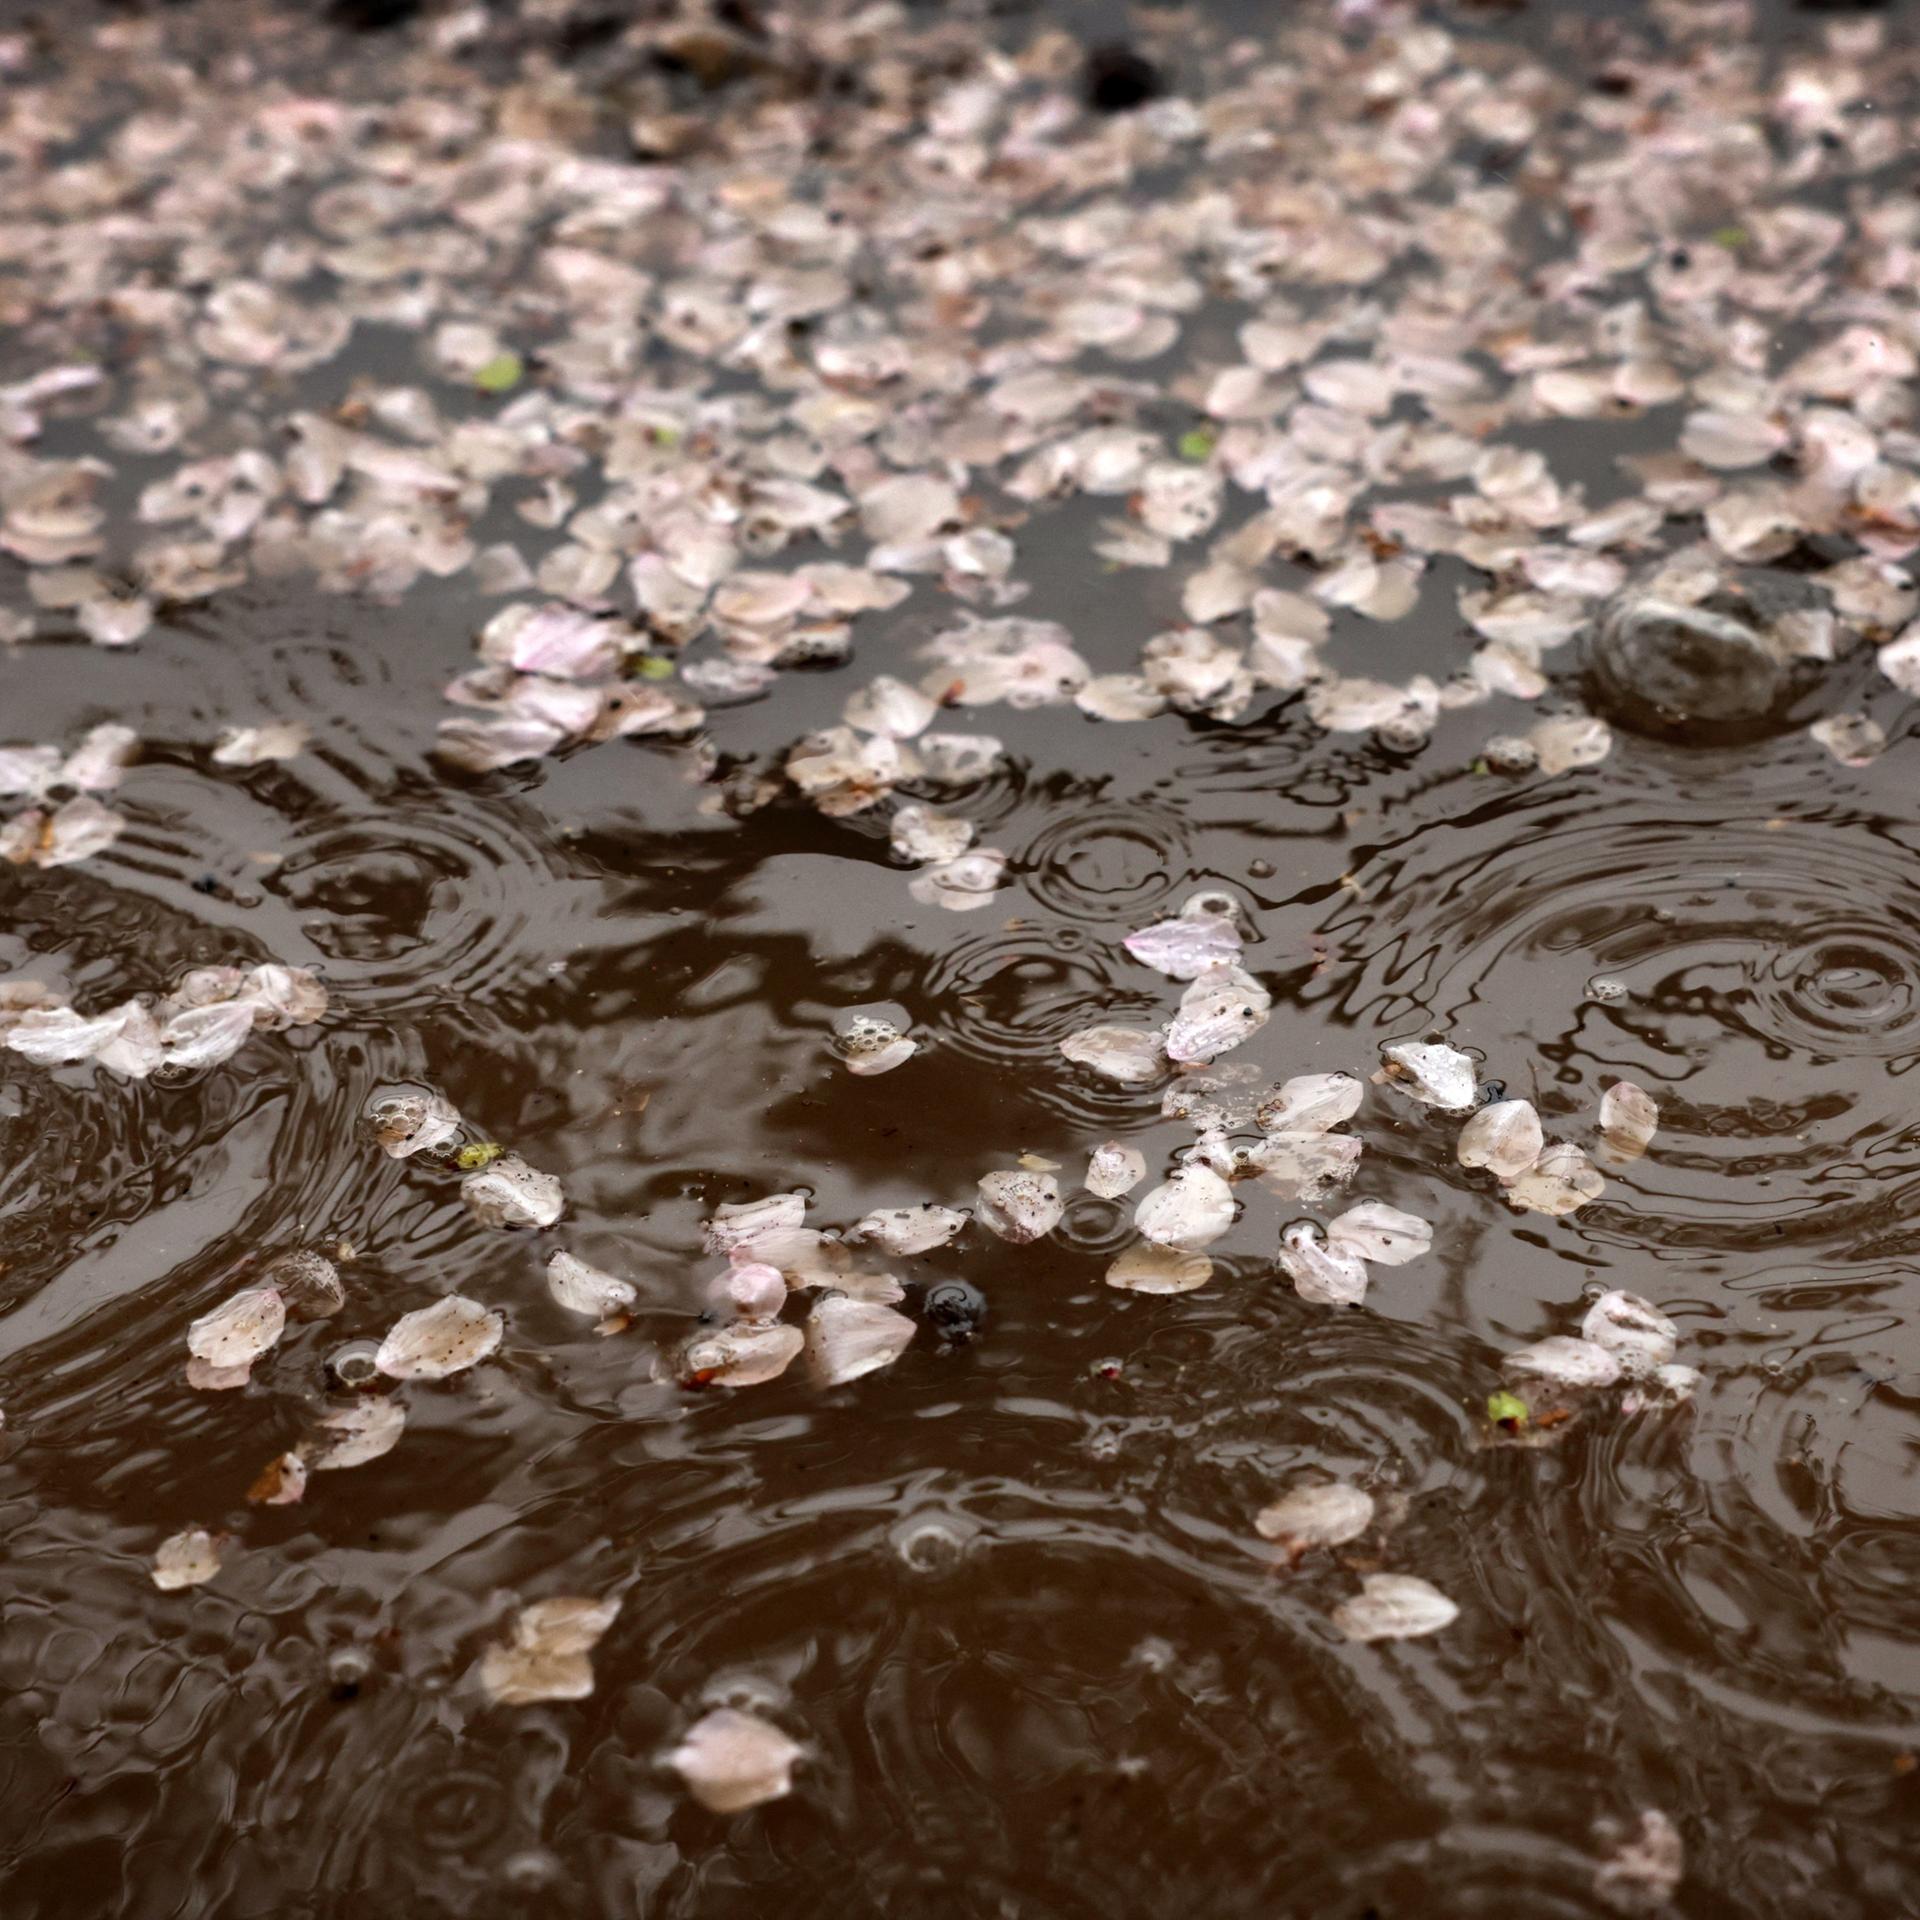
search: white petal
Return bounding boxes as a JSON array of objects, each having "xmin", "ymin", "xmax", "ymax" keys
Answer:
[
  {"xmin": 975, "ymin": 1170, "xmax": 1063, "ymax": 1243},
  {"xmin": 1058, "ymin": 1025, "xmax": 1166, "ymax": 1085},
  {"xmin": 547, "ymin": 1251, "xmax": 638, "ymax": 1319},
  {"xmin": 1255, "ymin": 1482, "xmax": 1374, "ymax": 1550},
  {"xmin": 1086, "ymin": 1142, "xmax": 1148, "ymax": 1198},
  {"xmin": 718, "ymin": 1263, "xmax": 788, "ymax": 1319},
  {"xmin": 59, "ymin": 723, "xmax": 139, "ymax": 792},
  {"xmin": 851, "ymin": 1206, "xmax": 966, "ymax": 1256},
  {"xmin": 1581, "ymin": 1291, "xmax": 1677, "ymax": 1377},
  {"xmin": 480, "ymin": 1597, "xmax": 621, "ymax": 1705},
  {"xmin": 1457, "ymin": 1100, "xmax": 1544, "ymax": 1180},
  {"xmin": 1505, "ymin": 1141, "xmax": 1605, "ymax": 1216},
  {"xmin": 1332, "ymin": 1573, "xmax": 1457, "ymax": 1642},
  {"xmin": 376, "ymin": 1295, "xmax": 504, "ymax": 1380},
  {"xmin": 1327, "ymin": 1201, "xmax": 1431, "ymax": 1267},
  {"xmin": 1105, "ymin": 1242, "xmax": 1213, "ymax": 1294},
  {"xmin": 1122, "ymin": 914, "xmax": 1242, "ymax": 980},
  {"xmin": 187, "ymin": 1286, "xmax": 286, "ymax": 1367},
  {"xmin": 1810, "ymin": 713, "xmax": 1885, "ymax": 769},
  {"xmin": 907, "ymin": 849, "xmax": 1007, "ymax": 912},
  {"xmin": 304, "ymin": 1396, "xmax": 406, "ymax": 1470},
  {"xmin": 1598, "ymin": 1081, "xmax": 1658, "ymax": 1159},
  {"xmin": 1134, "ymin": 1165, "xmax": 1236, "ymax": 1251},
  {"xmin": 152, "ymin": 1528, "xmax": 223, "ymax": 1592},
  {"xmin": 1381, "ymin": 1041, "xmax": 1477, "ymax": 1111},
  {"xmin": 890, "ymin": 805, "xmax": 974, "ymax": 864},
  {"xmin": 1594, "ymin": 1810, "xmax": 1685, "ymax": 1913},
  {"xmin": 1257, "ymin": 1073, "xmax": 1363, "ymax": 1133},
  {"xmin": 366, "ymin": 1089, "xmax": 463, "ymax": 1159},
  {"xmin": 1246, "ymin": 1131, "xmax": 1364, "ymax": 1202},
  {"xmin": 1166, "ymin": 966, "xmax": 1271, "ymax": 1064},
  {"xmin": 705, "ymin": 1192, "xmax": 807, "ymax": 1258},
  {"xmin": 1530, "ymin": 715, "xmax": 1613, "ymax": 775},
  {"xmin": 212, "ymin": 723, "xmax": 308, "ymax": 765},
  {"xmin": 1503, "ymin": 1335, "xmax": 1621, "ymax": 1389},
  {"xmin": 683, "ymin": 1319, "xmax": 804, "ymax": 1388},
  {"xmin": 1279, "ymin": 1221, "xmax": 1368, "ymax": 1307},
  {"xmin": 805, "ymin": 1293, "xmax": 916, "ymax": 1386},
  {"xmin": 461, "ymin": 1155, "xmax": 565, "ymax": 1229},
  {"xmin": 669, "ymin": 1708, "xmax": 803, "ymax": 1813}
]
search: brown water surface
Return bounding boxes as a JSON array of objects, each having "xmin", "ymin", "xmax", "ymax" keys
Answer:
[{"xmin": 3, "ymin": 1, "xmax": 1920, "ymax": 1915}]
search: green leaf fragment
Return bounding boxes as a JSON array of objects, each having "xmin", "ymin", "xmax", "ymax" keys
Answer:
[
  {"xmin": 634, "ymin": 654, "xmax": 674, "ymax": 680},
  {"xmin": 1487, "ymin": 1390, "xmax": 1529, "ymax": 1428},
  {"xmin": 1178, "ymin": 427, "xmax": 1217, "ymax": 462},
  {"xmin": 456, "ymin": 1141, "xmax": 504, "ymax": 1170},
  {"xmin": 1710, "ymin": 225, "xmax": 1748, "ymax": 250},
  {"xmin": 474, "ymin": 352, "xmax": 524, "ymax": 393}
]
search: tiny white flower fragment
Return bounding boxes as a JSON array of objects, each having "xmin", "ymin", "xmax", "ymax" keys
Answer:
[
  {"xmin": 1279, "ymin": 1221, "xmax": 1369, "ymax": 1308},
  {"xmin": 1086, "ymin": 1142, "xmax": 1148, "ymax": 1199},
  {"xmin": 1505, "ymin": 1141, "xmax": 1605, "ymax": 1216},
  {"xmin": 1380, "ymin": 1041, "xmax": 1477, "ymax": 1111},
  {"xmin": 682, "ymin": 1318, "xmax": 804, "ymax": 1389},
  {"xmin": 1594, "ymin": 1809, "xmax": 1684, "ymax": 1913},
  {"xmin": 479, "ymin": 1597, "xmax": 620, "ymax": 1707},
  {"xmin": 1123, "ymin": 913, "xmax": 1242, "ymax": 981},
  {"xmin": 1332, "ymin": 1573, "xmax": 1458, "ymax": 1643},
  {"xmin": 975, "ymin": 1170, "xmax": 1062, "ymax": 1244},
  {"xmin": 187, "ymin": 1286, "xmax": 286, "ymax": 1369},
  {"xmin": 805, "ymin": 1293, "xmax": 915, "ymax": 1387},
  {"xmin": 1503, "ymin": 1336, "xmax": 1622, "ymax": 1390},
  {"xmin": 212, "ymin": 723, "xmax": 307, "ymax": 766},
  {"xmin": 376, "ymin": 1295, "xmax": 503, "ymax": 1381},
  {"xmin": 1058, "ymin": 1025, "xmax": 1165, "ymax": 1086},
  {"xmin": 669, "ymin": 1708, "xmax": 803, "ymax": 1814},
  {"xmin": 851, "ymin": 1206, "xmax": 965, "ymax": 1256},
  {"xmin": 1326, "ymin": 1201, "xmax": 1431, "ymax": 1267},
  {"xmin": 1134, "ymin": 1164, "xmax": 1236, "ymax": 1251},
  {"xmin": 1598, "ymin": 1081, "xmax": 1659, "ymax": 1160},
  {"xmin": 1256, "ymin": 1482, "xmax": 1374, "ymax": 1553},
  {"xmin": 303, "ymin": 1396, "xmax": 406, "ymax": 1471},
  {"xmin": 462, "ymin": 1155, "xmax": 564, "ymax": 1228},
  {"xmin": 152, "ymin": 1528, "xmax": 223, "ymax": 1592},
  {"xmin": 1106, "ymin": 1242, "xmax": 1213, "ymax": 1294},
  {"xmin": 1457, "ymin": 1099, "xmax": 1543, "ymax": 1180},
  {"xmin": 547, "ymin": 1250, "xmax": 637, "ymax": 1322},
  {"xmin": 1581, "ymin": 1292, "xmax": 1677, "ymax": 1377}
]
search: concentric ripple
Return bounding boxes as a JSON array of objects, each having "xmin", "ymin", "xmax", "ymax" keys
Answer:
[
  {"xmin": 1021, "ymin": 796, "xmax": 1193, "ymax": 924},
  {"xmin": 918, "ymin": 926, "xmax": 1170, "ymax": 1124},
  {"xmin": 1313, "ymin": 794, "xmax": 1920, "ymax": 1253}
]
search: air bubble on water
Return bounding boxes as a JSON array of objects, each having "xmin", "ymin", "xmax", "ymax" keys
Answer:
[
  {"xmin": 328, "ymin": 1646, "xmax": 374, "ymax": 1687},
  {"xmin": 1587, "ymin": 975, "xmax": 1630, "ymax": 1003},
  {"xmin": 889, "ymin": 1510, "xmax": 977, "ymax": 1576},
  {"xmin": 1130, "ymin": 1635, "xmax": 1178, "ymax": 1673},
  {"xmin": 326, "ymin": 1340, "xmax": 382, "ymax": 1388}
]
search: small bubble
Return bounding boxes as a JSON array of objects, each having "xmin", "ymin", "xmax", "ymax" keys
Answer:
[
  {"xmin": 1586, "ymin": 975, "xmax": 1630, "ymax": 1004},
  {"xmin": 889, "ymin": 1511, "xmax": 976, "ymax": 1576},
  {"xmin": 699, "ymin": 1667, "xmax": 787, "ymax": 1717},
  {"xmin": 326, "ymin": 1340, "xmax": 382, "ymax": 1388},
  {"xmin": 1248, "ymin": 859, "xmax": 1275, "ymax": 879}
]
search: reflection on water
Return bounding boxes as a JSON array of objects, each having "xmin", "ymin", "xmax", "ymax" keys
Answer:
[{"xmin": 4, "ymin": 1, "xmax": 1920, "ymax": 1916}]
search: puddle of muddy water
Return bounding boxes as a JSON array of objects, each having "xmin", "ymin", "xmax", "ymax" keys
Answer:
[{"xmin": 4, "ymin": 0, "xmax": 1920, "ymax": 1916}]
